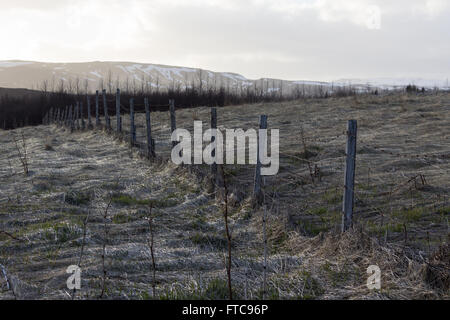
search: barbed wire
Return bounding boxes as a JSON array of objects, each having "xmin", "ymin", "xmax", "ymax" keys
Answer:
[{"xmin": 361, "ymin": 143, "xmax": 450, "ymax": 160}]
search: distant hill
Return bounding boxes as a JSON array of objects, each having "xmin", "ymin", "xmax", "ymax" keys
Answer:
[
  {"xmin": 0, "ymin": 60, "xmax": 324, "ymax": 95},
  {"xmin": 0, "ymin": 87, "xmax": 42, "ymax": 99},
  {"xmin": 0, "ymin": 60, "xmax": 448, "ymax": 95}
]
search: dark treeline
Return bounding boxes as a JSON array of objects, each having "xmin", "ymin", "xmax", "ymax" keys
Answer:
[
  {"xmin": 0, "ymin": 90, "xmax": 77, "ymax": 130},
  {"xmin": 1, "ymin": 78, "xmax": 370, "ymax": 130}
]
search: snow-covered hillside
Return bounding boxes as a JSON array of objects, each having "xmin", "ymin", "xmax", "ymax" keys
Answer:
[
  {"xmin": 0, "ymin": 60, "xmax": 448, "ymax": 93},
  {"xmin": 0, "ymin": 60, "xmax": 275, "ymax": 93}
]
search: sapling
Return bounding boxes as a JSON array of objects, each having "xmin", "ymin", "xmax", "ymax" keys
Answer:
[
  {"xmin": 220, "ymin": 166, "xmax": 233, "ymax": 300},
  {"xmin": 12, "ymin": 131, "xmax": 29, "ymax": 175},
  {"xmin": 146, "ymin": 204, "xmax": 157, "ymax": 298},
  {"xmin": 100, "ymin": 196, "xmax": 112, "ymax": 299}
]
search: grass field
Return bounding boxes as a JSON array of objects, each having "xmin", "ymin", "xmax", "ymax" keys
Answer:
[{"xmin": 0, "ymin": 92, "xmax": 449, "ymax": 299}]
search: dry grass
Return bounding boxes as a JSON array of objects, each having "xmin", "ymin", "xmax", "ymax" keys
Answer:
[{"xmin": 0, "ymin": 92, "xmax": 448, "ymax": 299}]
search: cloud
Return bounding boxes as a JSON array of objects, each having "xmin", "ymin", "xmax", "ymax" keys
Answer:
[
  {"xmin": 0, "ymin": 0, "xmax": 448, "ymax": 80},
  {"xmin": 315, "ymin": 0, "xmax": 382, "ymax": 30},
  {"xmin": 422, "ymin": 0, "xmax": 449, "ymax": 17}
]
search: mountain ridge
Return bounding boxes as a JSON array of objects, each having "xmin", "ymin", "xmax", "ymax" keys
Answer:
[{"xmin": 0, "ymin": 60, "xmax": 448, "ymax": 93}]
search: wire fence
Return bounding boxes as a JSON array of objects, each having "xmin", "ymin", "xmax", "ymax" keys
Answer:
[{"xmin": 45, "ymin": 99, "xmax": 450, "ymax": 253}]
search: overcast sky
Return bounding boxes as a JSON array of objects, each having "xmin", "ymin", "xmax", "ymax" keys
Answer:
[{"xmin": 1, "ymin": 0, "xmax": 449, "ymax": 81}]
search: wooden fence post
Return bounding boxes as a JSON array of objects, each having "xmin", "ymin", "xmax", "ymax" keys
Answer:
[
  {"xmin": 102, "ymin": 89, "xmax": 110, "ymax": 129},
  {"xmin": 254, "ymin": 115, "xmax": 267, "ymax": 205},
  {"xmin": 87, "ymin": 95, "xmax": 92, "ymax": 129},
  {"xmin": 74, "ymin": 103, "xmax": 79, "ymax": 130},
  {"xmin": 116, "ymin": 88, "xmax": 121, "ymax": 132},
  {"xmin": 95, "ymin": 90, "xmax": 100, "ymax": 126},
  {"xmin": 342, "ymin": 120, "xmax": 357, "ymax": 232},
  {"xmin": 65, "ymin": 106, "xmax": 69, "ymax": 126},
  {"xmin": 56, "ymin": 108, "xmax": 61, "ymax": 126},
  {"xmin": 130, "ymin": 98, "xmax": 136, "ymax": 145},
  {"xmin": 80, "ymin": 102, "xmax": 85, "ymax": 130},
  {"xmin": 59, "ymin": 107, "xmax": 63, "ymax": 125},
  {"xmin": 69, "ymin": 105, "xmax": 74, "ymax": 133},
  {"xmin": 169, "ymin": 99, "xmax": 177, "ymax": 148},
  {"xmin": 144, "ymin": 98, "xmax": 155, "ymax": 158},
  {"xmin": 77, "ymin": 102, "xmax": 81, "ymax": 130},
  {"xmin": 211, "ymin": 107, "xmax": 217, "ymax": 185},
  {"xmin": 78, "ymin": 102, "xmax": 81, "ymax": 129},
  {"xmin": 62, "ymin": 106, "xmax": 66, "ymax": 126}
]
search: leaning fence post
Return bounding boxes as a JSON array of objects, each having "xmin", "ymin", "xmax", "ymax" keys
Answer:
[
  {"xmin": 103, "ymin": 89, "xmax": 110, "ymax": 129},
  {"xmin": 211, "ymin": 107, "xmax": 217, "ymax": 186},
  {"xmin": 87, "ymin": 95, "xmax": 92, "ymax": 129},
  {"xmin": 169, "ymin": 99, "xmax": 177, "ymax": 148},
  {"xmin": 342, "ymin": 120, "xmax": 357, "ymax": 232},
  {"xmin": 254, "ymin": 115, "xmax": 267, "ymax": 205},
  {"xmin": 95, "ymin": 90, "xmax": 100, "ymax": 126},
  {"xmin": 116, "ymin": 88, "xmax": 121, "ymax": 132},
  {"xmin": 144, "ymin": 98, "xmax": 155, "ymax": 158},
  {"xmin": 130, "ymin": 98, "xmax": 136, "ymax": 145}
]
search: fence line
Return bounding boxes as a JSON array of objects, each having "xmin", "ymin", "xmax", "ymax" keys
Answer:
[{"xmin": 44, "ymin": 94, "xmax": 449, "ymax": 236}]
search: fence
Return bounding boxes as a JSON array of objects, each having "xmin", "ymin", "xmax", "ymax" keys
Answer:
[{"xmin": 42, "ymin": 92, "xmax": 450, "ymax": 244}]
